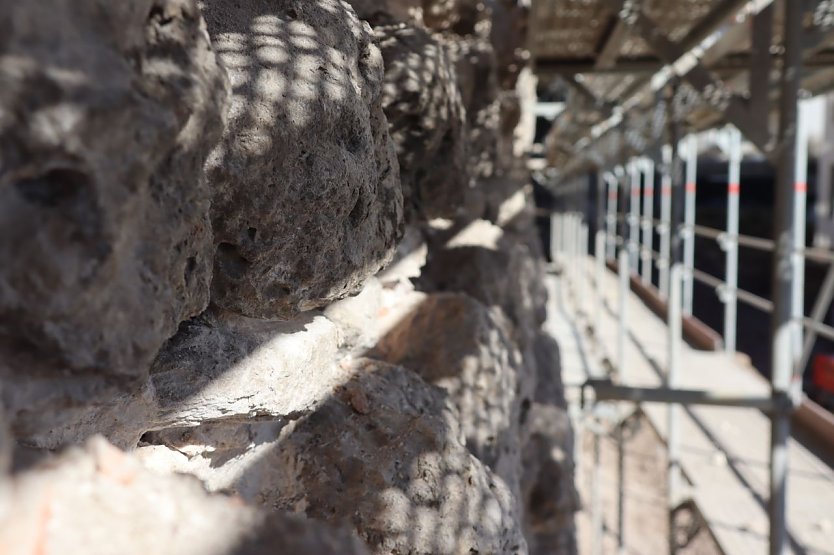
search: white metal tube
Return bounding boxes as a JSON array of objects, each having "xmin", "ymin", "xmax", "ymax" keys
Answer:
[
  {"xmin": 607, "ymin": 173, "xmax": 618, "ymax": 260},
  {"xmin": 583, "ymin": 223, "xmax": 590, "ymax": 313},
  {"xmin": 770, "ymin": 9, "xmax": 802, "ymax": 553},
  {"xmin": 618, "ymin": 249, "xmax": 629, "ymax": 381},
  {"xmin": 629, "ymin": 161, "xmax": 641, "ymax": 272},
  {"xmin": 566, "ymin": 213, "xmax": 575, "ymax": 291},
  {"xmin": 667, "ymin": 264, "xmax": 683, "ymax": 551},
  {"xmin": 684, "ymin": 136, "xmax": 698, "ymax": 316},
  {"xmin": 660, "ymin": 146, "xmax": 673, "ymax": 298},
  {"xmin": 725, "ymin": 127, "xmax": 741, "ymax": 354},
  {"xmin": 578, "ymin": 219, "xmax": 586, "ymax": 314},
  {"xmin": 641, "ymin": 159, "xmax": 655, "ymax": 285},
  {"xmin": 550, "ymin": 213, "xmax": 559, "ymax": 263},
  {"xmin": 666, "ymin": 264, "xmax": 683, "ymax": 508},
  {"xmin": 592, "ymin": 430, "xmax": 603, "ymax": 555},
  {"xmin": 595, "ymin": 231, "xmax": 606, "ymax": 335},
  {"xmin": 792, "ymin": 100, "xmax": 810, "ymax": 400},
  {"xmin": 617, "ymin": 421, "xmax": 626, "ymax": 555}
]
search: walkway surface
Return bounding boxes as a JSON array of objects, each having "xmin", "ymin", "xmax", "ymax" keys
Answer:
[{"xmin": 550, "ymin": 256, "xmax": 834, "ymax": 555}]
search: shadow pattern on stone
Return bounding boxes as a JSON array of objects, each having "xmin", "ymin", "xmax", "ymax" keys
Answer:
[
  {"xmin": 0, "ymin": 0, "xmax": 228, "ymax": 448},
  {"xmin": 203, "ymin": 0, "xmax": 404, "ymax": 319}
]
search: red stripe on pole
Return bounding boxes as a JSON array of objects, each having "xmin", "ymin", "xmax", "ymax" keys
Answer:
[
  {"xmin": 795, "ymin": 182, "xmax": 807, "ymax": 193},
  {"xmin": 685, "ymin": 182, "xmax": 696, "ymax": 193},
  {"xmin": 632, "ymin": 189, "xmax": 640, "ymax": 196},
  {"xmin": 644, "ymin": 188, "xmax": 654, "ymax": 195},
  {"xmin": 728, "ymin": 182, "xmax": 740, "ymax": 194},
  {"xmin": 662, "ymin": 186, "xmax": 671, "ymax": 196}
]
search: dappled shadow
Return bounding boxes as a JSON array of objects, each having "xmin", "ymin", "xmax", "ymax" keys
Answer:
[{"xmin": 202, "ymin": 0, "xmax": 402, "ymax": 318}]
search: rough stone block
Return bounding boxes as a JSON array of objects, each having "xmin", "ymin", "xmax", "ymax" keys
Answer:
[
  {"xmin": 347, "ymin": 0, "xmax": 423, "ymax": 25},
  {"xmin": 323, "ymin": 277, "xmax": 383, "ymax": 350},
  {"xmin": 138, "ymin": 359, "xmax": 527, "ymax": 555},
  {"xmin": 375, "ymin": 23, "xmax": 468, "ymax": 220},
  {"xmin": 521, "ymin": 332, "xmax": 579, "ymax": 554},
  {"xmin": 489, "ymin": 0, "xmax": 529, "ymax": 90},
  {"xmin": 0, "ymin": 0, "xmax": 228, "ymax": 447},
  {"xmin": 203, "ymin": 0, "xmax": 403, "ymax": 319},
  {"xmin": 0, "ymin": 437, "xmax": 369, "ymax": 555},
  {"xmin": 149, "ymin": 310, "xmax": 345, "ymax": 428},
  {"xmin": 417, "ymin": 220, "xmax": 547, "ymax": 348},
  {"xmin": 447, "ymin": 36, "xmax": 501, "ymax": 182},
  {"xmin": 370, "ymin": 293, "xmax": 526, "ymax": 506},
  {"xmin": 423, "ymin": 0, "xmax": 491, "ymax": 35}
]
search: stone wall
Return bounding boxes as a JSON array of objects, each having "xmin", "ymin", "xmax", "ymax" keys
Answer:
[{"xmin": 0, "ymin": 0, "xmax": 576, "ymax": 553}]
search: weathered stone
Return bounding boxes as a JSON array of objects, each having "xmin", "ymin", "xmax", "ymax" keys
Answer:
[
  {"xmin": 0, "ymin": 0, "xmax": 228, "ymax": 447},
  {"xmin": 0, "ymin": 437, "xmax": 369, "ymax": 555},
  {"xmin": 149, "ymin": 309, "xmax": 345, "ymax": 429},
  {"xmin": 377, "ymin": 225, "xmax": 428, "ymax": 284},
  {"xmin": 482, "ymin": 174, "xmax": 535, "ymax": 229},
  {"xmin": 511, "ymin": 67, "xmax": 538, "ymax": 159},
  {"xmin": 375, "ymin": 23, "xmax": 468, "ymax": 221},
  {"xmin": 521, "ymin": 332, "xmax": 579, "ymax": 555},
  {"xmin": 203, "ymin": 0, "xmax": 403, "ymax": 319},
  {"xmin": 370, "ymin": 293, "xmax": 526, "ymax": 506},
  {"xmin": 324, "ymin": 277, "xmax": 383, "ymax": 350},
  {"xmin": 489, "ymin": 0, "xmax": 529, "ymax": 90},
  {"xmin": 417, "ymin": 220, "xmax": 547, "ymax": 348},
  {"xmin": 347, "ymin": 0, "xmax": 423, "ymax": 25},
  {"xmin": 497, "ymin": 91, "xmax": 522, "ymax": 170},
  {"xmin": 139, "ymin": 359, "xmax": 527, "ymax": 555},
  {"xmin": 447, "ymin": 36, "xmax": 501, "ymax": 182},
  {"xmin": 423, "ymin": 0, "xmax": 491, "ymax": 36}
]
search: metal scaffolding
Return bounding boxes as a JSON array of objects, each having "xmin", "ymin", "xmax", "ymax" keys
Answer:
[{"xmin": 539, "ymin": 2, "xmax": 834, "ymax": 553}]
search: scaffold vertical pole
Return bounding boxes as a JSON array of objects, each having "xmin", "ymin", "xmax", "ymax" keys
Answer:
[
  {"xmin": 667, "ymin": 264, "xmax": 683, "ymax": 553},
  {"xmin": 550, "ymin": 212, "xmax": 559, "ymax": 264},
  {"xmin": 591, "ymin": 427, "xmax": 603, "ymax": 555},
  {"xmin": 642, "ymin": 158, "xmax": 655, "ymax": 285},
  {"xmin": 617, "ymin": 242, "xmax": 629, "ymax": 555},
  {"xmin": 583, "ymin": 223, "xmax": 590, "ymax": 310},
  {"xmin": 683, "ymin": 136, "xmax": 697, "ymax": 316},
  {"xmin": 792, "ymin": 99, "xmax": 809, "ymax": 400},
  {"xmin": 578, "ymin": 219, "xmax": 586, "ymax": 314},
  {"xmin": 595, "ymin": 230, "xmax": 605, "ymax": 335},
  {"xmin": 725, "ymin": 127, "xmax": 741, "ymax": 354},
  {"xmin": 629, "ymin": 161, "xmax": 641, "ymax": 272},
  {"xmin": 607, "ymin": 172, "xmax": 618, "ymax": 260},
  {"xmin": 618, "ymin": 248, "xmax": 629, "ymax": 382},
  {"xmin": 770, "ymin": 4, "xmax": 802, "ymax": 554},
  {"xmin": 617, "ymin": 418, "xmax": 626, "ymax": 555},
  {"xmin": 567, "ymin": 212, "xmax": 575, "ymax": 295},
  {"xmin": 660, "ymin": 146, "xmax": 673, "ymax": 298}
]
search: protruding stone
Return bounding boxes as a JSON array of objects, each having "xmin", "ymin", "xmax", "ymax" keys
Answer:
[
  {"xmin": 139, "ymin": 359, "xmax": 527, "ymax": 555},
  {"xmin": 323, "ymin": 277, "xmax": 383, "ymax": 350},
  {"xmin": 370, "ymin": 293, "xmax": 527, "ymax": 506},
  {"xmin": 489, "ymin": 0, "xmax": 529, "ymax": 90},
  {"xmin": 203, "ymin": 0, "xmax": 403, "ymax": 319},
  {"xmin": 0, "ymin": 437, "xmax": 370, "ymax": 555},
  {"xmin": 423, "ymin": 0, "xmax": 491, "ymax": 36},
  {"xmin": 347, "ymin": 0, "xmax": 422, "ymax": 25},
  {"xmin": 149, "ymin": 310, "xmax": 345, "ymax": 429},
  {"xmin": 521, "ymin": 332, "xmax": 579, "ymax": 555},
  {"xmin": 0, "ymin": 0, "xmax": 228, "ymax": 448},
  {"xmin": 447, "ymin": 36, "xmax": 501, "ymax": 182},
  {"xmin": 375, "ymin": 23, "xmax": 468, "ymax": 220},
  {"xmin": 417, "ymin": 220, "xmax": 547, "ymax": 348}
]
